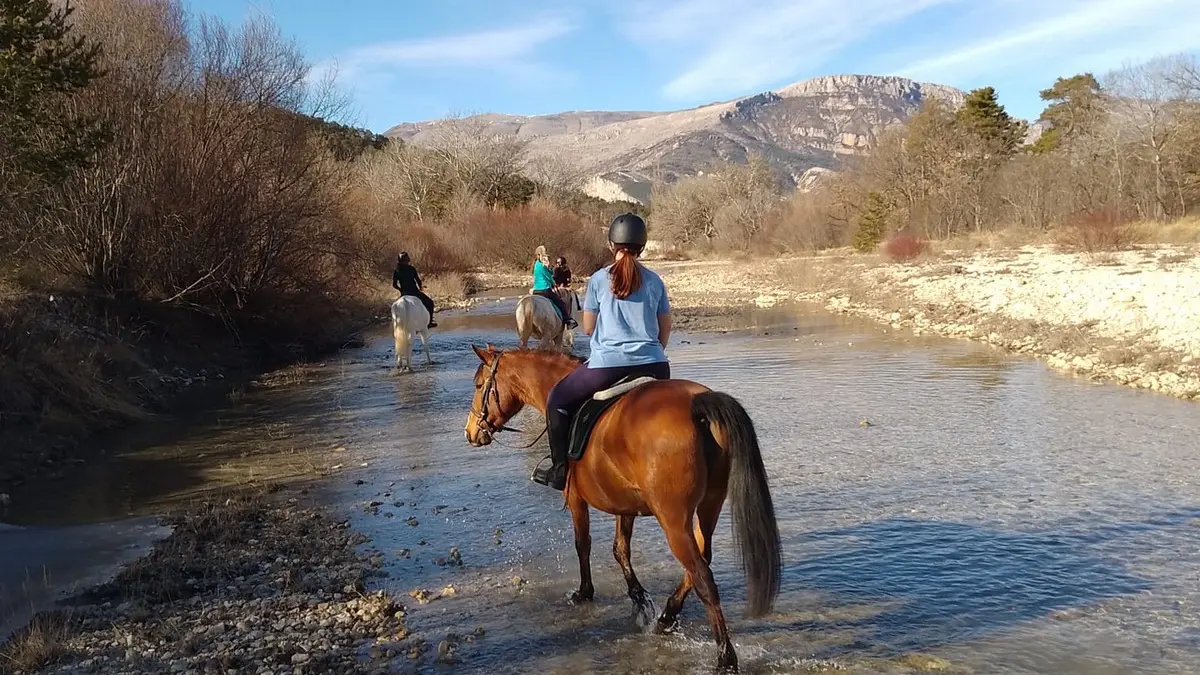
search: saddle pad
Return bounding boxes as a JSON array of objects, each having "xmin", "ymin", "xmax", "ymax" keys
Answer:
[
  {"xmin": 567, "ymin": 376, "xmax": 656, "ymax": 461},
  {"xmin": 594, "ymin": 376, "xmax": 656, "ymax": 401}
]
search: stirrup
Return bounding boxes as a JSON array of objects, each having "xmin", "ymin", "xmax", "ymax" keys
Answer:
[
  {"xmin": 530, "ymin": 456, "xmax": 552, "ymax": 485},
  {"xmin": 530, "ymin": 456, "xmax": 565, "ymax": 489}
]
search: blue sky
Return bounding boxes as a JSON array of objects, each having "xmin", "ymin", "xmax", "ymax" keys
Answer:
[{"xmin": 204, "ymin": 0, "xmax": 1200, "ymax": 132}]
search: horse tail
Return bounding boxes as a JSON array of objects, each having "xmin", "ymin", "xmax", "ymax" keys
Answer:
[
  {"xmin": 391, "ymin": 300, "xmax": 412, "ymax": 361},
  {"xmin": 691, "ymin": 391, "xmax": 781, "ymax": 618}
]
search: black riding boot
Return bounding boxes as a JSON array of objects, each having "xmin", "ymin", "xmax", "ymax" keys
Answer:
[{"xmin": 531, "ymin": 408, "xmax": 570, "ymax": 490}]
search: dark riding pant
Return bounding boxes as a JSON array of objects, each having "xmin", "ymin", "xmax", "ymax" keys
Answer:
[
  {"xmin": 533, "ymin": 289, "xmax": 573, "ymax": 325},
  {"xmin": 546, "ymin": 361, "xmax": 672, "ymax": 418},
  {"xmin": 533, "ymin": 360, "xmax": 672, "ymax": 489}
]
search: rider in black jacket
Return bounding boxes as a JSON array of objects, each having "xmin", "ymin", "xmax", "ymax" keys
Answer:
[{"xmin": 392, "ymin": 252, "xmax": 436, "ymax": 328}]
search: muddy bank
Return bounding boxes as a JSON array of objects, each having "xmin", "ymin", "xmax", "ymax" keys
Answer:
[
  {"xmin": 0, "ymin": 288, "xmax": 374, "ymax": 498},
  {"xmin": 0, "ymin": 491, "xmax": 421, "ymax": 675},
  {"xmin": 653, "ymin": 246, "xmax": 1200, "ymax": 402}
]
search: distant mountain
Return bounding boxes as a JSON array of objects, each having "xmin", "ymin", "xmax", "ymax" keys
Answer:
[{"xmin": 385, "ymin": 74, "xmax": 971, "ymax": 204}]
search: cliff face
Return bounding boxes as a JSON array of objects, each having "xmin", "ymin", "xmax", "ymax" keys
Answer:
[{"xmin": 385, "ymin": 74, "xmax": 971, "ymax": 203}]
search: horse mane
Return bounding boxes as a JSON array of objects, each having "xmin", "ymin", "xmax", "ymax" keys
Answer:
[{"xmin": 506, "ymin": 347, "xmax": 584, "ymax": 368}]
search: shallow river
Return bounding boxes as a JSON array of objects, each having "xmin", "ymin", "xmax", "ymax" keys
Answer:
[{"xmin": 3, "ymin": 293, "xmax": 1200, "ymax": 674}]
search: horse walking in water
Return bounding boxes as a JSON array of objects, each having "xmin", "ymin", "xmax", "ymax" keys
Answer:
[
  {"xmin": 390, "ymin": 296, "xmax": 431, "ymax": 372},
  {"xmin": 463, "ymin": 345, "xmax": 781, "ymax": 672},
  {"xmin": 515, "ymin": 288, "xmax": 578, "ymax": 352}
]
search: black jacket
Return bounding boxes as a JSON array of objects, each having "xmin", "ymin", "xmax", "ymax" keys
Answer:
[{"xmin": 392, "ymin": 263, "xmax": 421, "ymax": 294}]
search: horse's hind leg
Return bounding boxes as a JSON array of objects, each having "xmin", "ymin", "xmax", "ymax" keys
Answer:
[
  {"xmin": 420, "ymin": 331, "xmax": 431, "ymax": 366},
  {"xmin": 661, "ymin": 514, "xmax": 737, "ymax": 672},
  {"xmin": 613, "ymin": 515, "xmax": 656, "ymax": 629},
  {"xmin": 655, "ymin": 497, "xmax": 721, "ymax": 634},
  {"xmin": 566, "ymin": 488, "xmax": 594, "ymax": 604}
]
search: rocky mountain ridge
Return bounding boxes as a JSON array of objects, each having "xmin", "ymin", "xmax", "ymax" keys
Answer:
[{"xmin": 386, "ymin": 74, "xmax": 973, "ymax": 203}]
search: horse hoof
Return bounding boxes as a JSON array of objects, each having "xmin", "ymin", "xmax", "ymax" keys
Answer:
[
  {"xmin": 716, "ymin": 647, "xmax": 738, "ymax": 673},
  {"xmin": 633, "ymin": 599, "xmax": 658, "ymax": 632},
  {"xmin": 652, "ymin": 614, "xmax": 678, "ymax": 635},
  {"xmin": 566, "ymin": 590, "xmax": 593, "ymax": 605}
]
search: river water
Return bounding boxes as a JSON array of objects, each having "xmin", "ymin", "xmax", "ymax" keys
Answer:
[{"xmin": 3, "ymin": 292, "xmax": 1200, "ymax": 674}]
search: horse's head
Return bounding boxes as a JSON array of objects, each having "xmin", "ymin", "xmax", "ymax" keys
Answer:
[{"xmin": 464, "ymin": 344, "xmax": 527, "ymax": 446}]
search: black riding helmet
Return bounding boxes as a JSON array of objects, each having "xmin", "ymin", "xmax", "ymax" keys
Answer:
[
  {"xmin": 608, "ymin": 213, "xmax": 647, "ymax": 248},
  {"xmin": 398, "ymin": 251, "xmax": 410, "ymax": 264}
]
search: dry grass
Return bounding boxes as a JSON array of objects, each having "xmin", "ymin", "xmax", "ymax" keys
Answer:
[
  {"xmin": 0, "ymin": 611, "xmax": 75, "ymax": 673},
  {"xmin": 1143, "ymin": 216, "xmax": 1200, "ymax": 244},
  {"xmin": 421, "ymin": 272, "xmax": 477, "ymax": 305},
  {"xmin": 934, "ymin": 227, "xmax": 1053, "ymax": 252},
  {"xmin": 916, "ymin": 217, "xmax": 1200, "ymax": 256},
  {"xmin": 381, "ymin": 201, "xmax": 610, "ymax": 279}
]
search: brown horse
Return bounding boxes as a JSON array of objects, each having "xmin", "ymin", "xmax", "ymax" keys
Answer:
[{"xmin": 463, "ymin": 345, "xmax": 781, "ymax": 672}]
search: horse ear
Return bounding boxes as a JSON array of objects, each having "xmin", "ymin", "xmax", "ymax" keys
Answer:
[
  {"xmin": 471, "ymin": 345, "xmax": 491, "ymax": 362},
  {"xmin": 486, "ymin": 343, "xmax": 498, "ymax": 353}
]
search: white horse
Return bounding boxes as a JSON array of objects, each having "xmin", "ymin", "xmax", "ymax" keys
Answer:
[
  {"xmin": 390, "ymin": 296, "xmax": 432, "ymax": 372},
  {"xmin": 515, "ymin": 288, "xmax": 579, "ymax": 352}
]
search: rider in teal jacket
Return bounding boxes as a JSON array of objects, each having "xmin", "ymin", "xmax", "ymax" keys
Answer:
[{"xmin": 531, "ymin": 245, "xmax": 577, "ymax": 329}]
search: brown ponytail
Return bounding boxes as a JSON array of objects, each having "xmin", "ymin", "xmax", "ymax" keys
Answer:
[{"xmin": 609, "ymin": 244, "xmax": 643, "ymax": 299}]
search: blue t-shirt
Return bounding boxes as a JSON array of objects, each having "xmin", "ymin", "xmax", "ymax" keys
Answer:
[
  {"xmin": 532, "ymin": 260, "xmax": 554, "ymax": 291},
  {"xmin": 584, "ymin": 264, "xmax": 670, "ymax": 368}
]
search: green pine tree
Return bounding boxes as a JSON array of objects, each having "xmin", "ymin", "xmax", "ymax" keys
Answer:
[
  {"xmin": 955, "ymin": 86, "xmax": 1027, "ymax": 157},
  {"xmin": 1031, "ymin": 73, "xmax": 1104, "ymax": 154},
  {"xmin": 1, "ymin": 0, "xmax": 106, "ymax": 183},
  {"xmin": 853, "ymin": 191, "xmax": 891, "ymax": 252}
]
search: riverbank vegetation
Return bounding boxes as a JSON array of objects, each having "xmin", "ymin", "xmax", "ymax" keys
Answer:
[
  {"xmin": 0, "ymin": 0, "xmax": 628, "ymax": 489},
  {"xmin": 649, "ymin": 55, "xmax": 1200, "ymax": 259}
]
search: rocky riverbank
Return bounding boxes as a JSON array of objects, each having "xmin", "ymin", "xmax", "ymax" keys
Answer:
[
  {"xmin": 0, "ymin": 493, "xmax": 430, "ymax": 675},
  {"xmin": 655, "ymin": 245, "xmax": 1200, "ymax": 402}
]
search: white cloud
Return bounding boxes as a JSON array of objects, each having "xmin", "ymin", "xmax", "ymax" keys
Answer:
[
  {"xmin": 616, "ymin": 0, "xmax": 961, "ymax": 101},
  {"xmin": 313, "ymin": 16, "xmax": 576, "ymax": 89},
  {"xmin": 891, "ymin": 0, "xmax": 1200, "ymax": 84},
  {"xmin": 616, "ymin": 0, "xmax": 1200, "ymax": 104}
]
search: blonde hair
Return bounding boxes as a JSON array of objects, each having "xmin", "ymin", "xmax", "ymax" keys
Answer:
[{"xmin": 534, "ymin": 245, "xmax": 547, "ymax": 262}]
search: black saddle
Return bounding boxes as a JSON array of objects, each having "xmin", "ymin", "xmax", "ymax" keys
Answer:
[{"xmin": 566, "ymin": 374, "xmax": 659, "ymax": 461}]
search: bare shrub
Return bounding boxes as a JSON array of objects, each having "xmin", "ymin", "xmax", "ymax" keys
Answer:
[
  {"xmin": 448, "ymin": 201, "xmax": 610, "ymax": 274},
  {"xmin": 761, "ymin": 185, "xmax": 847, "ymax": 251},
  {"xmin": 1053, "ymin": 206, "xmax": 1144, "ymax": 252},
  {"xmin": 385, "ymin": 223, "xmax": 470, "ymax": 276},
  {"xmin": 650, "ymin": 155, "xmax": 782, "ymax": 250},
  {"xmin": 421, "ymin": 272, "xmax": 475, "ymax": 304},
  {"xmin": 22, "ymin": 1, "xmax": 376, "ymax": 343},
  {"xmin": 884, "ymin": 231, "xmax": 929, "ymax": 262}
]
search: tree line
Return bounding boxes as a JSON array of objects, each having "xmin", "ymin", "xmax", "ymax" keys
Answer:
[
  {"xmin": 650, "ymin": 54, "xmax": 1200, "ymax": 253},
  {"xmin": 1, "ymin": 0, "xmax": 645, "ymax": 337}
]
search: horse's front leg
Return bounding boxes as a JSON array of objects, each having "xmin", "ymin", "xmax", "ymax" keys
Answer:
[
  {"xmin": 566, "ymin": 488, "xmax": 594, "ymax": 604},
  {"xmin": 613, "ymin": 515, "xmax": 656, "ymax": 629}
]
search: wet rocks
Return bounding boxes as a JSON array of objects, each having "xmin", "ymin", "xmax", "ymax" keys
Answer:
[{"xmin": 2, "ymin": 497, "xmax": 410, "ymax": 675}]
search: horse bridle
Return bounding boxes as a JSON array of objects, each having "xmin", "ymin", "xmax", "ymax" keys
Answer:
[
  {"xmin": 473, "ymin": 357, "xmax": 519, "ymax": 436},
  {"xmin": 471, "ymin": 356, "xmax": 547, "ymax": 448}
]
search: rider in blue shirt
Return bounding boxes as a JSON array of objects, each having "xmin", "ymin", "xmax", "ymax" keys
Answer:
[
  {"xmin": 531, "ymin": 245, "xmax": 577, "ymax": 329},
  {"xmin": 531, "ymin": 213, "xmax": 672, "ymax": 490}
]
